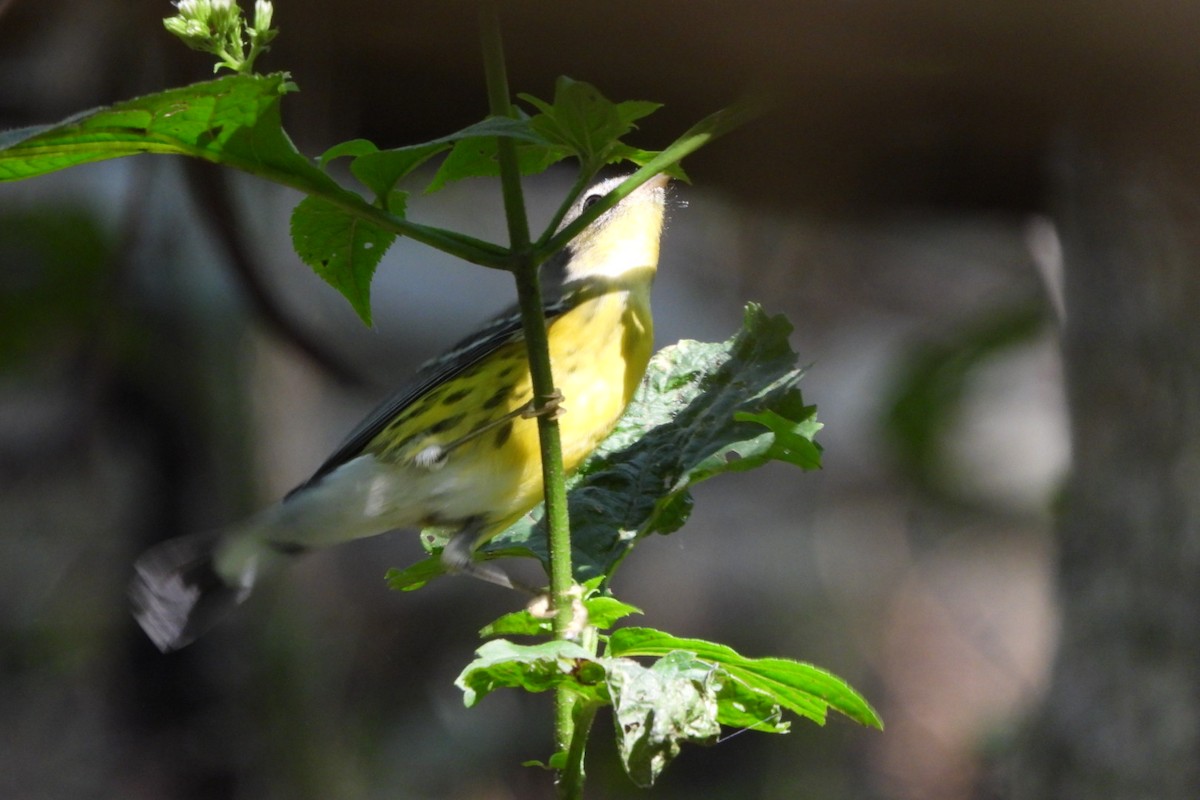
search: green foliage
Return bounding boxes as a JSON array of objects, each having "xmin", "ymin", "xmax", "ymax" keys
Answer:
[
  {"xmin": 390, "ymin": 301, "xmax": 870, "ymax": 790},
  {"xmin": 0, "ymin": 74, "xmax": 321, "ymax": 187},
  {"xmin": 606, "ymin": 652, "xmax": 724, "ymax": 787},
  {"xmin": 458, "ymin": 639, "xmax": 605, "ymax": 707},
  {"xmin": 519, "ymin": 77, "xmax": 666, "ymax": 176},
  {"xmin": 479, "ymin": 578, "xmax": 642, "ymax": 638},
  {"xmin": 0, "ymin": 7, "xmax": 878, "ymax": 794},
  {"xmin": 387, "ymin": 303, "xmax": 822, "ymax": 589},
  {"xmin": 290, "ymin": 197, "xmax": 396, "ymax": 325},
  {"xmin": 0, "ymin": 67, "xmax": 731, "ymax": 325},
  {"xmin": 457, "ymin": 616, "xmax": 881, "ymax": 788},
  {"xmin": 607, "ymin": 628, "xmax": 882, "ymax": 730}
]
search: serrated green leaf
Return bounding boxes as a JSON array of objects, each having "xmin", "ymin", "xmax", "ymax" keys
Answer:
[
  {"xmin": 351, "ymin": 143, "xmax": 449, "ymax": 201},
  {"xmin": 607, "ymin": 628, "xmax": 882, "ymax": 730},
  {"xmin": 518, "ymin": 77, "xmax": 663, "ymax": 174},
  {"xmin": 614, "ymin": 100, "xmax": 664, "ymax": 128},
  {"xmin": 290, "ymin": 196, "xmax": 395, "ymax": 325},
  {"xmin": 481, "ymin": 303, "xmax": 821, "ymax": 579},
  {"xmin": 455, "ymin": 639, "xmax": 603, "ymax": 707},
  {"xmin": 585, "ymin": 596, "xmax": 643, "ymax": 629},
  {"xmin": 0, "ymin": 74, "xmax": 343, "ymax": 198},
  {"xmin": 606, "ymin": 651, "xmax": 721, "ymax": 787},
  {"xmin": 425, "ymin": 135, "xmax": 567, "ymax": 193},
  {"xmin": 542, "ymin": 99, "xmax": 761, "ymax": 254},
  {"xmin": 368, "ymin": 114, "xmax": 564, "ymax": 193}
]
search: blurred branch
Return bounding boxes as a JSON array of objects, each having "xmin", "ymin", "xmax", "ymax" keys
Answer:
[
  {"xmin": 1012, "ymin": 130, "xmax": 1200, "ymax": 799},
  {"xmin": 182, "ymin": 159, "xmax": 365, "ymax": 387}
]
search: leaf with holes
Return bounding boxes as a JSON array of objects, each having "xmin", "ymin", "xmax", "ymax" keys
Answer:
[
  {"xmin": 608, "ymin": 627, "xmax": 882, "ymax": 730},
  {"xmin": 290, "ymin": 196, "xmax": 396, "ymax": 325}
]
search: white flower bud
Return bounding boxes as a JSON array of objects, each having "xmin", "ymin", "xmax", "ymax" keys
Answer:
[{"xmin": 254, "ymin": 1, "xmax": 274, "ymax": 32}]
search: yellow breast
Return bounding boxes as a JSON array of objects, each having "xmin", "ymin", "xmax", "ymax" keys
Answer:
[
  {"xmin": 482, "ymin": 286, "xmax": 653, "ymax": 528},
  {"xmin": 360, "ymin": 285, "xmax": 652, "ymax": 535}
]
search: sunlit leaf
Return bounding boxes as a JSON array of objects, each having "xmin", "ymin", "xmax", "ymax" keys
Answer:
[
  {"xmin": 290, "ymin": 196, "xmax": 396, "ymax": 325},
  {"xmin": 607, "ymin": 652, "xmax": 721, "ymax": 787},
  {"xmin": 456, "ymin": 639, "xmax": 605, "ymax": 707},
  {"xmin": 608, "ymin": 627, "xmax": 883, "ymax": 730},
  {"xmin": 0, "ymin": 73, "xmax": 343, "ymax": 198}
]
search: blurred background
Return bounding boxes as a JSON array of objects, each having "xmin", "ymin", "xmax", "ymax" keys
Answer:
[{"xmin": 3, "ymin": 1, "xmax": 1199, "ymax": 799}]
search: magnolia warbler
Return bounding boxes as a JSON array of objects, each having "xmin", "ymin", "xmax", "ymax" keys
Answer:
[{"xmin": 132, "ymin": 174, "xmax": 670, "ymax": 651}]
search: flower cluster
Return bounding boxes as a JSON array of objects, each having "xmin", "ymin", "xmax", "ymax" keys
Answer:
[{"xmin": 163, "ymin": 0, "xmax": 277, "ymax": 74}]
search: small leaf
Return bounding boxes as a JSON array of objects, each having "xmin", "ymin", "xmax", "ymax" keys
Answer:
[
  {"xmin": 290, "ymin": 196, "xmax": 395, "ymax": 325},
  {"xmin": 351, "ymin": 142, "xmax": 450, "ymax": 200},
  {"xmin": 478, "ymin": 586, "xmax": 641, "ymax": 639},
  {"xmin": 384, "ymin": 558, "xmax": 445, "ymax": 591},
  {"xmin": 733, "ymin": 408, "xmax": 823, "ymax": 470},
  {"xmin": 608, "ymin": 628, "xmax": 883, "ymax": 730},
  {"xmin": 518, "ymin": 77, "xmax": 663, "ymax": 173},
  {"xmin": 606, "ymin": 652, "xmax": 721, "ymax": 787},
  {"xmin": 585, "ymin": 596, "xmax": 643, "ymax": 629},
  {"xmin": 455, "ymin": 639, "xmax": 603, "ymax": 707},
  {"xmin": 480, "ymin": 609, "xmax": 553, "ymax": 639},
  {"xmin": 425, "ymin": 134, "xmax": 566, "ymax": 193}
]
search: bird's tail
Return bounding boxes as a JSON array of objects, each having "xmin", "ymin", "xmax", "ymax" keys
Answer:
[{"xmin": 130, "ymin": 530, "xmax": 260, "ymax": 652}]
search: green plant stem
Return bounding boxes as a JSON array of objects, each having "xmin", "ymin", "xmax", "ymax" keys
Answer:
[
  {"xmin": 537, "ymin": 170, "xmax": 593, "ymax": 248},
  {"xmin": 290, "ymin": 184, "xmax": 512, "ymax": 270},
  {"xmin": 198, "ymin": 150, "xmax": 514, "ymax": 268},
  {"xmin": 322, "ymin": 189, "xmax": 513, "ymax": 269},
  {"xmin": 479, "ymin": 5, "xmax": 581, "ymax": 795},
  {"xmin": 560, "ymin": 701, "xmax": 599, "ymax": 798}
]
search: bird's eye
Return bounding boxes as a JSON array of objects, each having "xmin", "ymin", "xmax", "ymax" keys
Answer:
[{"xmin": 582, "ymin": 193, "xmax": 603, "ymax": 209}]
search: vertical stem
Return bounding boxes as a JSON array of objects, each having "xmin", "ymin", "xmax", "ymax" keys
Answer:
[
  {"xmin": 479, "ymin": 4, "xmax": 580, "ymax": 794},
  {"xmin": 559, "ymin": 701, "xmax": 598, "ymax": 799}
]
